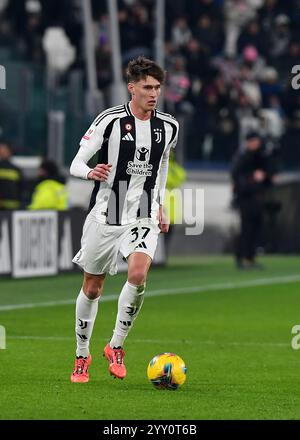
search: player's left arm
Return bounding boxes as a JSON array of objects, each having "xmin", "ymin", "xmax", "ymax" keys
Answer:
[
  {"xmin": 158, "ymin": 204, "xmax": 169, "ymax": 233},
  {"xmin": 158, "ymin": 148, "xmax": 170, "ymax": 233},
  {"xmin": 158, "ymin": 121, "xmax": 179, "ymax": 233}
]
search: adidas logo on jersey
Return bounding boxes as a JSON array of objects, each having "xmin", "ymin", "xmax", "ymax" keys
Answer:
[
  {"xmin": 122, "ymin": 133, "xmax": 134, "ymax": 141},
  {"xmin": 135, "ymin": 241, "xmax": 147, "ymax": 249}
]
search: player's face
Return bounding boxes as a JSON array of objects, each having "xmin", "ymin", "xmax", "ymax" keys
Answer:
[{"xmin": 129, "ymin": 76, "xmax": 161, "ymax": 113}]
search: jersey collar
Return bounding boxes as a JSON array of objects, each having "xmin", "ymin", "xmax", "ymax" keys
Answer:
[{"xmin": 126, "ymin": 101, "xmax": 156, "ymax": 119}]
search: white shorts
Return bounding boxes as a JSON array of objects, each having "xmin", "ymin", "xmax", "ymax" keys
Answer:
[{"xmin": 72, "ymin": 216, "xmax": 160, "ymax": 275}]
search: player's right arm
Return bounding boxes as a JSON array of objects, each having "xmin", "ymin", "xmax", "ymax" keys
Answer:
[
  {"xmin": 87, "ymin": 163, "xmax": 112, "ymax": 181},
  {"xmin": 70, "ymin": 117, "xmax": 111, "ymax": 181}
]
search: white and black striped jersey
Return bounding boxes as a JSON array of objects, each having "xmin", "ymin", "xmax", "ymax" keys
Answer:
[{"xmin": 70, "ymin": 102, "xmax": 179, "ymax": 225}]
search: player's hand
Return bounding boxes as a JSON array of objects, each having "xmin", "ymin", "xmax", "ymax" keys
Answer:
[
  {"xmin": 158, "ymin": 206, "xmax": 169, "ymax": 233},
  {"xmin": 88, "ymin": 163, "xmax": 112, "ymax": 181}
]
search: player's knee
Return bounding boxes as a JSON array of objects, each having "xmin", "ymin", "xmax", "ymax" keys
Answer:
[
  {"xmin": 85, "ymin": 287, "xmax": 100, "ymax": 299},
  {"xmin": 83, "ymin": 273, "xmax": 105, "ymax": 299},
  {"xmin": 128, "ymin": 268, "xmax": 147, "ymax": 286},
  {"xmin": 83, "ymin": 281, "xmax": 104, "ymax": 299}
]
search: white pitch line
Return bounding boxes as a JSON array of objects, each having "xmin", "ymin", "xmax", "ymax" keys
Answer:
[
  {"xmin": 6, "ymin": 335, "xmax": 289, "ymax": 348},
  {"xmin": 1, "ymin": 274, "xmax": 300, "ymax": 312},
  {"xmin": 7, "ymin": 335, "xmax": 74, "ymax": 341}
]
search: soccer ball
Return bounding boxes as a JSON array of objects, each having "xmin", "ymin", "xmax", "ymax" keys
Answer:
[{"xmin": 147, "ymin": 353, "xmax": 187, "ymax": 390}]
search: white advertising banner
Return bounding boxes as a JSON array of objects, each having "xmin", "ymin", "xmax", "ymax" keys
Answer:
[
  {"xmin": 12, "ymin": 211, "xmax": 58, "ymax": 278},
  {"xmin": 0, "ymin": 217, "xmax": 11, "ymax": 275}
]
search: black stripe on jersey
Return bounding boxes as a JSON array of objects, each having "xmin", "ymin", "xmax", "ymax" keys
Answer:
[
  {"xmin": 167, "ymin": 120, "xmax": 178, "ymax": 145},
  {"xmin": 156, "ymin": 109, "xmax": 176, "ymax": 120},
  {"xmin": 94, "ymin": 106, "xmax": 126, "ymax": 127},
  {"xmin": 156, "ymin": 111, "xmax": 178, "ymax": 144},
  {"xmin": 94, "ymin": 104, "xmax": 125, "ymax": 126},
  {"xmin": 106, "ymin": 116, "xmax": 136, "ymax": 225},
  {"xmin": 125, "ymin": 102, "xmax": 132, "ymax": 116},
  {"xmin": 87, "ymin": 118, "xmax": 118, "ymax": 214},
  {"xmin": 93, "ymin": 105, "xmax": 124, "ymax": 126},
  {"xmin": 138, "ymin": 117, "xmax": 166, "ymax": 219}
]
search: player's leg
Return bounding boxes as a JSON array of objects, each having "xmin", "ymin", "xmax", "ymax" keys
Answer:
[
  {"xmin": 111, "ymin": 252, "xmax": 151, "ymax": 347},
  {"xmin": 76, "ymin": 272, "xmax": 106, "ymax": 357},
  {"xmin": 71, "ymin": 218, "xmax": 121, "ymax": 382},
  {"xmin": 104, "ymin": 252, "xmax": 152, "ymax": 379},
  {"xmin": 71, "ymin": 272, "xmax": 106, "ymax": 383}
]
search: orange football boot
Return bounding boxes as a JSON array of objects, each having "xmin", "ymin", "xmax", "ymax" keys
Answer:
[
  {"xmin": 103, "ymin": 344, "xmax": 126, "ymax": 379},
  {"xmin": 70, "ymin": 354, "xmax": 92, "ymax": 383}
]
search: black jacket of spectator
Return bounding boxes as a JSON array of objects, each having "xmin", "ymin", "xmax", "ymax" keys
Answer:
[
  {"xmin": 231, "ymin": 134, "xmax": 275, "ymax": 267},
  {"xmin": 0, "ymin": 158, "xmax": 23, "ymax": 209},
  {"xmin": 231, "ymin": 145, "xmax": 274, "ymax": 207}
]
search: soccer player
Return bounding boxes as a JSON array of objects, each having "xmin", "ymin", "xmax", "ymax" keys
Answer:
[{"xmin": 69, "ymin": 56, "xmax": 179, "ymax": 383}]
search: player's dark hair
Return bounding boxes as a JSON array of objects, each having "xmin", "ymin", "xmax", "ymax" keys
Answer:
[{"xmin": 126, "ymin": 56, "xmax": 165, "ymax": 84}]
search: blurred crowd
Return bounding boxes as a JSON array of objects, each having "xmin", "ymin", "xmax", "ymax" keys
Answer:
[
  {"xmin": 162, "ymin": 0, "xmax": 300, "ymax": 165},
  {"xmin": 0, "ymin": 141, "xmax": 68, "ymax": 210},
  {"xmin": 0, "ymin": 0, "xmax": 299, "ymax": 167}
]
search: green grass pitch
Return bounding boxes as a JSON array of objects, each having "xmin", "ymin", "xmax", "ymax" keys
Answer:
[{"xmin": 1, "ymin": 255, "xmax": 300, "ymax": 420}]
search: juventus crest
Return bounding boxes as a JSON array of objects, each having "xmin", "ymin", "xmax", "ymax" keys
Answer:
[{"xmin": 153, "ymin": 128, "xmax": 162, "ymax": 143}]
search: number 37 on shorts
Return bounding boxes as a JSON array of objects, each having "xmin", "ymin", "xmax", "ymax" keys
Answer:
[{"xmin": 73, "ymin": 218, "xmax": 160, "ymax": 276}]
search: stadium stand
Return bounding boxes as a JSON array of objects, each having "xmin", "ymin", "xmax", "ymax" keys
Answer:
[{"xmin": 0, "ymin": 0, "xmax": 299, "ymax": 170}]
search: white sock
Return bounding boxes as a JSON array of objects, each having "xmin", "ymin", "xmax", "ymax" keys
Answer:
[
  {"xmin": 109, "ymin": 281, "xmax": 145, "ymax": 348},
  {"xmin": 75, "ymin": 289, "xmax": 99, "ymax": 357}
]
